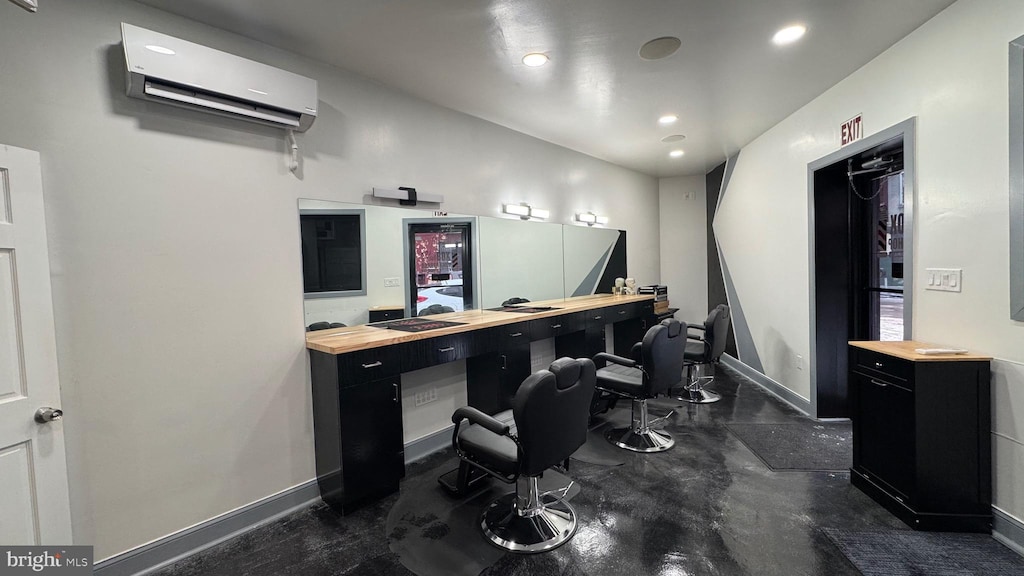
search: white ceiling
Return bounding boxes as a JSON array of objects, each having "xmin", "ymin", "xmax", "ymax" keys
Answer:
[{"xmin": 135, "ymin": 0, "xmax": 955, "ymax": 177}]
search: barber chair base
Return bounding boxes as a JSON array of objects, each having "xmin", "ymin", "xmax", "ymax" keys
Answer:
[
  {"xmin": 604, "ymin": 426, "xmax": 675, "ymax": 452},
  {"xmin": 481, "ymin": 492, "xmax": 578, "ymax": 554},
  {"xmin": 678, "ymin": 387, "xmax": 721, "ymax": 404}
]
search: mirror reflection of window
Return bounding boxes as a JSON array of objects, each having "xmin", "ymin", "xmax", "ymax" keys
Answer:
[
  {"xmin": 300, "ymin": 211, "xmax": 366, "ymax": 296},
  {"xmin": 407, "ymin": 221, "xmax": 475, "ymax": 315}
]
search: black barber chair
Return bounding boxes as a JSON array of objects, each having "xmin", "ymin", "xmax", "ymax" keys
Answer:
[
  {"xmin": 445, "ymin": 357, "xmax": 596, "ymax": 553},
  {"xmin": 501, "ymin": 297, "xmax": 531, "ymax": 306},
  {"xmin": 593, "ymin": 319, "xmax": 685, "ymax": 452},
  {"xmin": 306, "ymin": 321, "xmax": 346, "ymax": 331},
  {"xmin": 676, "ymin": 305, "xmax": 731, "ymax": 404},
  {"xmin": 418, "ymin": 304, "xmax": 455, "ymax": 316}
]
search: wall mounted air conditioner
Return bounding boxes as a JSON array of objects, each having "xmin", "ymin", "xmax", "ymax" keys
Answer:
[{"xmin": 122, "ymin": 23, "xmax": 317, "ymax": 132}]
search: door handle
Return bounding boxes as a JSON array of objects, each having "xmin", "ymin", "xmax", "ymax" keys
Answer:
[
  {"xmin": 35, "ymin": 407, "xmax": 63, "ymax": 423},
  {"xmin": 869, "ymin": 379, "xmax": 889, "ymax": 388},
  {"xmin": 393, "ymin": 383, "xmax": 399, "ymax": 403},
  {"xmin": 438, "ymin": 346, "xmax": 456, "ymax": 353},
  {"xmin": 361, "ymin": 361, "xmax": 383, "ymax": 369},
  {"xmin": 501, "ymin": 354, "xmax": 507, "ymax": 370}
]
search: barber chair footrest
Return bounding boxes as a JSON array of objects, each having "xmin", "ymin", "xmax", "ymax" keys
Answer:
[
  {"xmin": 605, "ymin": 426, "xmax": 675, "ymax": 452},
  {"xmin": 481, "ymin": 493, "xmax": 578, "ymax": 553},
  {"xmin": 678, "ymin": 388, "xmax": 721, "ymax": 404}
]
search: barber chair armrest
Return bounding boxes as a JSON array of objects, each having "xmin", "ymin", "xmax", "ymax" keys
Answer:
[
  {"xmin": 594, "ymin": 352, "xmax": 637, "ymax": 368},
  {"xmin": 630, "ymin": 342, "xmax": 642, "ymax": 362},
  {"xmin": 686, "ymin": 323, "xmax": 706, "ymax": 331},
  {"xmin": 451, "ymin": 406, "xmax": 510, "ymax": 436}
]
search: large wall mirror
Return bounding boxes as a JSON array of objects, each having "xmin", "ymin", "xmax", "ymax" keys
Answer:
[
  {"xmin": 1010, "ymin": 34, "xmax": 1024, "ymax": 321},
  {"xmin": 298, "ymin": 198, "xmax": 627, "ymax": 331}
]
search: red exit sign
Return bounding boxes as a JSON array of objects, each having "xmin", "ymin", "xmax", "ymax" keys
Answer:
[{"xmin": 841, "ymin": 114, "xmax": 863, "ymax": 146}]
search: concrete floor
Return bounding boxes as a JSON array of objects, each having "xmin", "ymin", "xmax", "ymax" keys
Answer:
[{"xmin": 155, "ymin": 365, "xmax": 912, "ymax": 576}]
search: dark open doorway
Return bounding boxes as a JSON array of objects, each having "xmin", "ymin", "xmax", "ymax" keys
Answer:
[{"xmin": 808, "ymin": 119, "xmax": 915, "ymax": 419}]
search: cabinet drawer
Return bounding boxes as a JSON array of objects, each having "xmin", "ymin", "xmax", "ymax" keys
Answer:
[
  {"xmin": 608, "ymin": 303, "xmax": 634, "ymax": 321},
  {"xmin": 530, "ymin": 314, "xmax": 582, "ymax": 340},
  {"xmin": 403, "ymin": 332, "xmax": 482, "ymax": 371},
  {"xmin": 336, "ymin": 346, "xmax": 405, "ymax": 386},
  {"xmin": 851, "ymin": 347, "xmax": 913, "ymax": 385},
  {"xmin": 494, "ymin": 322, "xmax": 531, "ymax": 349}
]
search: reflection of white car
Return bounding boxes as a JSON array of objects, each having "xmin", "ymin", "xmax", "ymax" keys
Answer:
[{"xmin": 417, "ymin": 285, "xmax": 464, "ymax": 313}]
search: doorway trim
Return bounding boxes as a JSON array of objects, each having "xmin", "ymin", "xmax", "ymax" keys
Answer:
[{"xmin": 806, "ymin": 117, "xmax": 916, "ymax": 418}]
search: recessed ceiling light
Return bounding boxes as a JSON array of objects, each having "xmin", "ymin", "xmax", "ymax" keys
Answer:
[
  {"xmin": 145, "ymin": 45, "xmax": 175, "ymax": 55},
  {"xmin": 658, "ymin": 115, "xmax": 678, "ymax": 125},
  {"xmin": 661, "ymin": 134, "xmax": 686, "ymax": 143},
  {"xmin": 522, "ymin": 53, "xmax": 549, "ymax": 67},
  {"xmin": 669, "ymin": 150, "xmax": 685, "ymax": 158},
  {"xmin": 639, "ymin": 36, "xmax": 681, "ymax": 61},
  {"xmin": 772, "ymin": 24, "xmax": 806, "ymax": 46}
]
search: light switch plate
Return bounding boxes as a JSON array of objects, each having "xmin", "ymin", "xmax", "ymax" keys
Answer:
[{"xmin": 925, "ymin": 268, "xmax": 962, "ymax": 292}]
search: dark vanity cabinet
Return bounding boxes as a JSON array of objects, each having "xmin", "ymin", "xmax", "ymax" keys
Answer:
[
  {"xmin": 848, "ymin": 341, "xmax": 992, "ymax": 532},
  {"xmin": 466, "ymin": 323, "xmax": 531, "ymax": 414},
  {"xmin": 308, "ymin": 295, "xmax": 656, "ymax": 514},
  {"xmin": 310, "ymin": 350, "xmax": 404, "ymax": 514}
]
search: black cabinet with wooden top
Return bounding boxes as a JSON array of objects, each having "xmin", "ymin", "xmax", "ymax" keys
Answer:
[
  {"xmin": 848, "ymin": 340, "xmax": 992, "ymax": 532},
  {"xmin": 308, "ymin": 294, "xmax": 655, "ymax": 514}
]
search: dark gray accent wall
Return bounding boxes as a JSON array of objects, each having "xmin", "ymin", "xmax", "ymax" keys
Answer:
[
  {"xmin": 706, "ymin": 161, "xmax": 738, "ymax": 357},
  {"xmin": 596, "ymin": 231, "xmax": 627, "ymax": 293}
]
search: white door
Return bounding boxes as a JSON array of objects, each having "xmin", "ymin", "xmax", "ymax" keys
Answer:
[{"xmin": 0, "ymin": 144, "xmax": 72, "ymax": 544}]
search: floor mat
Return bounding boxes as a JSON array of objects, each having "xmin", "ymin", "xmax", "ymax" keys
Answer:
[
  {"xmin": 725, "ymin": 420, "xmax": 851, "ymax": 471},
  {"xmin": 822, "ymin": 528, "xmax": 1024, "ymax": 576}
]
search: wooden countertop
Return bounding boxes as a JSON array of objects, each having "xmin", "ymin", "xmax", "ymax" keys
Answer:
[
  {"xmin": 307, "ymin": 293, "xmax": 655, "ymax": 355},
  {"xmin": 849, "ymin": 340, "xmax": 992, "ymax": 362}
]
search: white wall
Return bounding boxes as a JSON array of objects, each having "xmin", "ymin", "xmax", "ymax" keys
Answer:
[
  {"xmin": 659, "ymin": 176, "xmax": 708, "ymax": 323},
  {"xmin": 0, "ymin": 0, "xmax": 659, "ymax": 560},
  {"xmin": 715, "ymin": 0, "xmax": 1024, "ymax": 523}
]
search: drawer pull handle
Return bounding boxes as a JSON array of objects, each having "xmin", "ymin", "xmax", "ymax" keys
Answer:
[
  {"xmin": 618, "ymin": 310, "xmax": 627, "ymax": 315},
  {"xmin": 874, "ymin": 361, "xmax": 884, "ymax": 368},
  {"xmin": 361, "ymin": 361, "xmax": 383, "ymax": 369},
  {"xmin": 594, "ymin": 316, "xmax": 603, "ymax": 320},
  {"xmin": 438, "ymin": 346, "xmax": 456, "ymax": 353},
  {"xmin": 551, "ymin": 324, "xmax": 562, "ymax": 329},
  {"xmin": 509, "ymin": 332, "xmax": 523, "ymax": 338},
  {"xmin": 501, "ymin": 354, "xmax": 507, "ymax": 370},
  {"xmin": 869, "ymin": 379, "xmax": 889, "ymax": 388},
  {"xmin": 393, "ymin": 383, "xmax": 399, "ymax": 403}
]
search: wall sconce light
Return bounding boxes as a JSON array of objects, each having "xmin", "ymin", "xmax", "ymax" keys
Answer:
[
  {"xmin": 502, "ymin": 203, "xmax": 549, "ymax": 220},
  {"xmin": 575, "ymin": 212, "xmax": 609, "ymax": 226}
]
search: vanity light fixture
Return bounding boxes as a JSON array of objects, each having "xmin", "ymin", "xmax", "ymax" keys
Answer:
[
  {"xmin": 575, "ymin": 212, "xmax": 609, "ymax": 226},
  {"xmin": 372, "ymin": 187, "xmax": 444, "ymax": 206},
  {"xmin": 502, "ymin": 203, "xmax": 549, "ymax": 220}
]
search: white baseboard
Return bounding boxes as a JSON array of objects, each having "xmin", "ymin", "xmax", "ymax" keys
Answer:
[
  {"xmin": 720, "ymin": 353, "xmax": 812, "ymax": 415},
  {"xmin": 994, "ymin": 506, "xmax": 1024, "ymax": 558}
]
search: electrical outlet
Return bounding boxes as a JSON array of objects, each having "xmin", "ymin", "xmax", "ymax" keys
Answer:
[
  {"xmin": 794, "ymin": 354, "xmax": 804, "ymax": 371},
  {"xmin": 384, "ymin": 277, "xmax": 401, "ymax": 288},
  {"xmin": 413, "ymin": 388, "xmax": 438, "ymax": 407}
]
